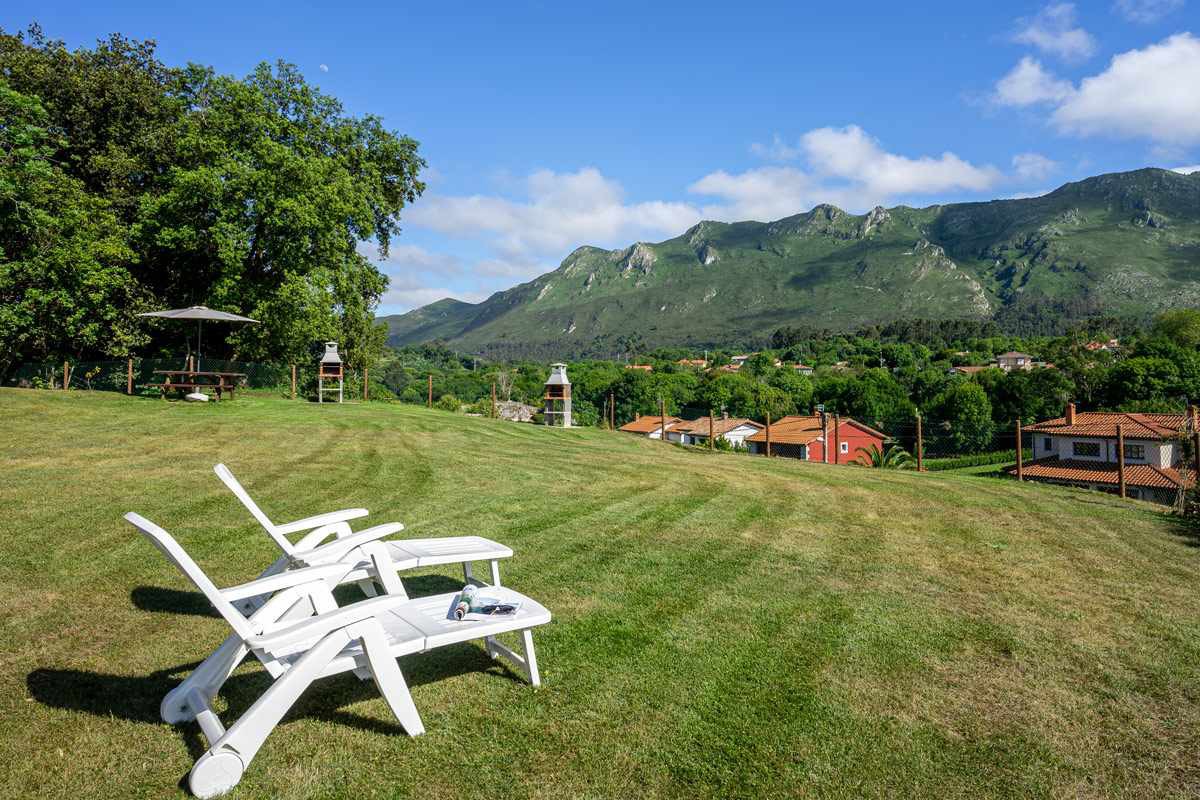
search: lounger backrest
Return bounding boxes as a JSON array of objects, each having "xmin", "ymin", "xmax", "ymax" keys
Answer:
[
  {"xmin": 213, "ymin": 463, "xmax": 296, "ymax": 556},
  {"xmin": 124, "ymin": 512, "xmax": 255, "ymax": 641}
]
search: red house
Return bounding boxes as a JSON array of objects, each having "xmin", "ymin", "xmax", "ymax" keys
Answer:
[{"xmin": 744, "ymin": 414, "xmax": 887, "ymax": 463}]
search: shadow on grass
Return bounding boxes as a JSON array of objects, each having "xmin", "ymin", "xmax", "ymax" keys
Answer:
[
  {"xmin": 131, "ymin": 586, "xmax": 220, "ymax": 617},
  {"xmin": 27, "ymin": 642, "xmax": 524, "ymax": 736},
  {"xmin": 1162, "ymin": 513, "xmax": 1200, "ymax": 548}
]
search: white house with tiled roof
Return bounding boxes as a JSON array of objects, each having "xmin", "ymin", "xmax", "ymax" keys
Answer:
[
  {"xmin": 666, "ymin": 416, "xmax": 763, "ymax": 447},
  {"xmin": 1007, "ymin": 403, "xmax": 1193, "ymax": 503}
]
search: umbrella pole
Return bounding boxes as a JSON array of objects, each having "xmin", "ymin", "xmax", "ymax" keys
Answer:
[{"xmin": 197, "ymin": 320, "xmax": 202, "ymax": 372}]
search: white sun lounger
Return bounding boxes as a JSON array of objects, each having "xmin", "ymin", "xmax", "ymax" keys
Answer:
[
  {"xmin": 126, "ymin": 512, "xmax": 549, "ymax": 799},
  {"xmin": 213, "ymin": 463, "xmax": 513, "ymax": 604}
]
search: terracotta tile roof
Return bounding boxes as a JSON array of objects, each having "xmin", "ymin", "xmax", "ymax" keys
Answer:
[
  {"xmin": 997, "ymin": 351, "xmax": 1034, "ymax": 359},
  {"xmin": 744, "ymin": 414, "xmax": 888, "ymax": 444},
  {"xmin": 677, "ymin": 359, "xmax": 708, "ymax": 367},
  {"xmin": 674, "ymin": 416, "xmax": 764, "ymax": 436},
  {"xmin": 1026, "ymin": 411, "xmax": 1186, "ymax": 439},
  {"xmin": 1005, "ymin": 456, "xmax": 1191, "ymax": 490},
  {"xmin": 624, "ymin": 364, "xmax": 653, "ymax": 371},
  {"xmin": 953, "ymin": 365, "xmax": 988, "ymax": 374},
  {"xmin": 717, "ymin": 363, "xmax": 742, "ymax": 372},
  {"xmin": 618, "ymin": 415, "xmax": 680, "ymax": 433}
]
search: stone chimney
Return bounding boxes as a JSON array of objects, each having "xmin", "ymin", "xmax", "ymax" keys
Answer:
[{"xmin": 1065, "ymin": 402, "xmax": 1076, "ymax": 425}]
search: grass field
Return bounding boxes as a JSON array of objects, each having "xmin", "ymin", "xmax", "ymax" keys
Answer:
[{"xmin": 3, "ymin": 389, "xmax": 1200, "ymax": 799}]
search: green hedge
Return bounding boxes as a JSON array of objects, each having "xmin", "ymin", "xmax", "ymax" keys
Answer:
[{"xmin": 924, "ymin": 450, "xmax": 1017, "ymax": 471}]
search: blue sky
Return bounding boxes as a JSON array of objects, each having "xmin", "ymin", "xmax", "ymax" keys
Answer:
[{"xmin": 6, "ymin": 1, "xmax": 1200, "ymax": 313}]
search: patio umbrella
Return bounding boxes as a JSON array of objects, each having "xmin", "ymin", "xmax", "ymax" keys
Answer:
[{"xmin": 137, "ymin": 305, "xmax": 260, "ymax": 371}]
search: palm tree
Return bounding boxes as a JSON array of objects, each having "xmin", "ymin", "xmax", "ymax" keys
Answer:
[{"xmin": 855, "ymin": 443, "xmax": 915, "ymax": 469}]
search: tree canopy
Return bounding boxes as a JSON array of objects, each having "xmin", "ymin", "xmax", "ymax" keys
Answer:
[{"xmin": 0, "ymin": 25, "xmax": 425, "ymax": 373}]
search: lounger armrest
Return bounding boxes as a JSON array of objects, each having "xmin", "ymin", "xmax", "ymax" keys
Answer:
[
  {"xmin": 247, "ymin": 593, "xmax": 413, "ymax": 652},
  {"xmin": 301, "ymin": 523, "xmax": 405, "ymax": 564},
  {"xmin": 220, "ymin": 563, "xmax": 351, "ymax": 602},
  {"xmin": 275, "ymin": 508, "xmax": 369, "ymax": 536}
]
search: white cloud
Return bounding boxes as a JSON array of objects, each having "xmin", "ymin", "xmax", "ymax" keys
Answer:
[
  {"xmin": 1115, "ymin": 0, "xmax": 1185, "ymax": 23},
  {"xmin": 749, "ymin": 134, "xmax": 802, "ymax": 161},
  {"xmin": 690, "ymin": 125, "xmax": 1002, "ymax": 219},
  {"xmin": 319, "ymin": 63, "xmax": 329, "ymax": 73},
  {"xmin": 407, "ymin": 167, "xmax": 702, "ymax": 263},
  {"xmin": 1014, "ymin": 3, "xmax": 1097, "ymax": 61},
  {"xmin": 993, "ymin": 57, "xmax": 1075, "ymax": 106},
  {"xmin": 1012, "ymin": 152, "xmax": 1060, "ymax": 181},
  {"xmin": 381, "ymin": 284, "xmax": 486, "ymax": 311},
  {"xmin": 1052, "ymin": 33, "xmax": 1200, "ymax": 144},
  {"xmin": 1172, "ymin": 164, "xmax": 1200, "ymax": 173}
]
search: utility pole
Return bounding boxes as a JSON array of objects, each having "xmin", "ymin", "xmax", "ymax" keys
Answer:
[
  {"xmin": 659, "ymin": 397, "xmax": 667, "ymax": 442},
  {"xmin": 1015, "ymin": 418, "xmax": 1023, "ymax": 481},
  {"xmin": 1116, "ymin": 423, "xmax": 1126, "ymax": 499},
  {"xmin": 709, "ymin": 410, "xmax": 715, "ymax": 451},
  {"xmin": 915, "ymin": 411, "xmax": 924, "ymax": 472},
  {"xmin": 765, "ymin": 413, "xmax": 772, "ymax": 457}
]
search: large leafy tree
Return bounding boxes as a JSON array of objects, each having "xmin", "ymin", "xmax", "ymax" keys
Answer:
[
  {"xmin": 929, "ymin": 381, "xmax": 995, "ymax": 454},
  {"xmin": 0, "ymin": 81, "xmax": 142, "ymax": 374},
  {"xmin": 0, "ymin": 26, "xmax": 425, "ymax": 370}
]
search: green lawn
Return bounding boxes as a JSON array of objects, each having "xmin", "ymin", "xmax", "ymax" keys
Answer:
[{"xmin": 3, "ymin": 389, "xmax": 1200, "ymax": 799}]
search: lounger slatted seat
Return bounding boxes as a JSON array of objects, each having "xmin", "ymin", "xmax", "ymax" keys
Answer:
[{"xmin": 126, "ymin": 512, "xmax": 549, "ymax": 799}]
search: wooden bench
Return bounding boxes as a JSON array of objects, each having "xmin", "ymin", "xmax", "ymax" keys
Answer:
[{"xmin": 146, "ymin": 370, "xmax": 247, "ymax": 401}]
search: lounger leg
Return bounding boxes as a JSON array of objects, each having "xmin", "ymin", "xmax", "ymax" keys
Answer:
[
  {"xmin": 362, "ymin": 542, "xmax": 408, "ymax": 599},
  {"xmin": 162, "ymin": 635, "xmax": 248, "ymax": 723},
  {"xmin": 189, "ymin": 629, "xmax": 349, "ymax": 799},
  {"xmin": 520, "ymin": 629, "xmax": 542, "ymax": 687},
  {"xmin": 490, "ymin": 559, "xmax": 501, "ymax": 587},
  {"xmin": 463, "ymin": 561, "xmax": 474, "ymax": 584},
  {"xmin": 352, "ymin": 620, "xmax": 425, "ymax": 736}
]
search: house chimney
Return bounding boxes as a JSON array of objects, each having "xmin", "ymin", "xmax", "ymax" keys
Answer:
[
  {"xmin": 722, "ymin": 410, "xmax": 729, "ymax": 420},
  {"xmin": 1065, "ymin": 402, "xmax": 1076, "ymax": 425},
  {"xmin": 635, "ymin": 412, "xmax": 641, "ymax": 421}
]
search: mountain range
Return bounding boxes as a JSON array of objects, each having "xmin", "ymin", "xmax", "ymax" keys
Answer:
[{"xmin": 382, "ymin": 168, "xmax": 1200, "ymax": 357}]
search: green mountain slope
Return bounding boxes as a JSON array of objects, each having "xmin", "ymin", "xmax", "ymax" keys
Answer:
[{"xmin": 382, "ymin": 168, "xmax": 1200, "ymax": 355}]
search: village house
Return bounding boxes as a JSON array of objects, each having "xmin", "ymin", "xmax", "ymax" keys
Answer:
[
  {"xmin": 666, "ymin": 416, "xmax": 764, "ymax": 447},
  {"xmin": 677, "ymin": 358, "xmax": 708, "ymax": 368},
  {"xmin": 1085, "ymin": 338, "xmax": 1120, "ymax": 352},
  {"xmin": 994, "ymin": 351, "xmax": 1037, "ymax": 371},
  {"xmin": 625, "ymin": 364, "xmax": 653, "ymax": 372},
  {"xmin": 744, "ymin": 414, "xmax": 887, "ymax": 463},
  {"xmin": 1006, "ymin": 403, "xmax": 1194, "ymax": 504},
  {"xmin": 792, "ymin": 363, "xmax": 814, "ymax": 376},
  {"xmin": 618, "ymin": 414, "xmax": 680, "ymax": 439}
]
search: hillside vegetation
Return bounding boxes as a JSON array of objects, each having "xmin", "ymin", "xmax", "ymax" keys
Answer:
[
  {"xmin": 384, "ymin": 168, "xmax": 1200, "ymax": 357},
  {"xmin": 4, "ymin": 389, "xmax": 1200, "ymax": 798}
]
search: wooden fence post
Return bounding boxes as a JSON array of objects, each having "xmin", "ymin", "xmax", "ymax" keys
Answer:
[
  {"xmin": 427, "ymin": 374, "xmax": 432, "ymax": 408},
  {"xmin": 126, "ymin": 358, "xmax": 133, "ymax": 395},
  {"xmin": 834, "ymin": 414, "xmax": 841, "ymax": 465},
  {"xmin": 610, "ymin": 392, "xmax": 615, "ymax": 430},
  {"xmin": 915, "ymin": 411, "xmax": 924, "ymax": 472},
  {"xmin": 1015, "ymin": 418, "xmax": 1023, "ymax": 481},
  {"xmin": 1194, "ymin": 430, "xmax": 1200, "ymax": 488},
  {"xmin": 709, "ymin": 410, "xmax": 715, "ymax": 451},
  {"xmin": 491, "ymin": 381, "xmax": 497, "ymax": 418},
  {"xmin": 765, "ymin": 413, "xmax": 772, "ymax": 457},
  {"xmin": 1116, "ymin": 423, "xmax": 1126, "ymax": 499},
  {"xmin": 62, "ymin": 361, "xmax": 69, "ymax": 391},
  {"xmin": 363, "ymin": 367, "xmax": 369, "ymax": 401},
  {"xmin": 291, "ymin": 364, "xmax": 296, "ymax": 400},
  {"xmin": 659, "ymin": 398, "xmax": 666, "ymax": 441}
]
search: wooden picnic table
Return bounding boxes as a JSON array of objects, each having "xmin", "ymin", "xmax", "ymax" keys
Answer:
[{"xmin": 147, "ymin": 369, "xmax": 247, "ymax": 401}]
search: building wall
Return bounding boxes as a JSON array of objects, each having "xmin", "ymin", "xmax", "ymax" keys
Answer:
[
  {"xmin": 1042, "ymin": 434, "xmax": 1174, "ymax": 467},
  {"xmin": 723, "ymin": 424, "xmax": 761, "ymax": 448},
  {"xmin": 828, "ymin": 423, "xmax": 886, "ymax": 465}
]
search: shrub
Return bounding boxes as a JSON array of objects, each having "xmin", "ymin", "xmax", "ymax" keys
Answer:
[{"xmin": 434, "ymin": 393, "xmax": 462, "ymax": 412}]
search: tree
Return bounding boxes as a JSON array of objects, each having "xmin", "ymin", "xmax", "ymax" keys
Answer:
[
  {"xmin": 1152, "ymin": 309, "xmax": 1200, "ymax": 349},
  {"xmin": 929, "ymin": 382, "xmax": 995, "ymax": 454},
  {"xmin": 0, "ymin": 81, "xmax": 143, "ymax": 373},
  {"xmin": 0, "ymin": 28, "xmax": 426, "ymax": 371}
]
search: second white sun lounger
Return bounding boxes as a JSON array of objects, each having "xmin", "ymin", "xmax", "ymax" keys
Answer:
[
  {"xmin": 126, "ymin": 512, "xmax": 549, "ymax": 799},
  {"xmin": 214, "ymin": 463, "xmax": 513, "ymax": 601}
]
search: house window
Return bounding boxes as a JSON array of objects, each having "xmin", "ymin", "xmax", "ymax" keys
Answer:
[
  {"xmin": 840, "ymin": 442, "xmax": 849, "ymax": 454},
  {"xmin": 1123, "ymin": 443, "xmax": 1145, "ymax": 461},
  {"xmin": 1043, "ymin": 437, "xmax": 1052, "ymax": 452},
  {"xmin": 1072, "ymin": 441, "xmax": 1101, "ymax": 458}
]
